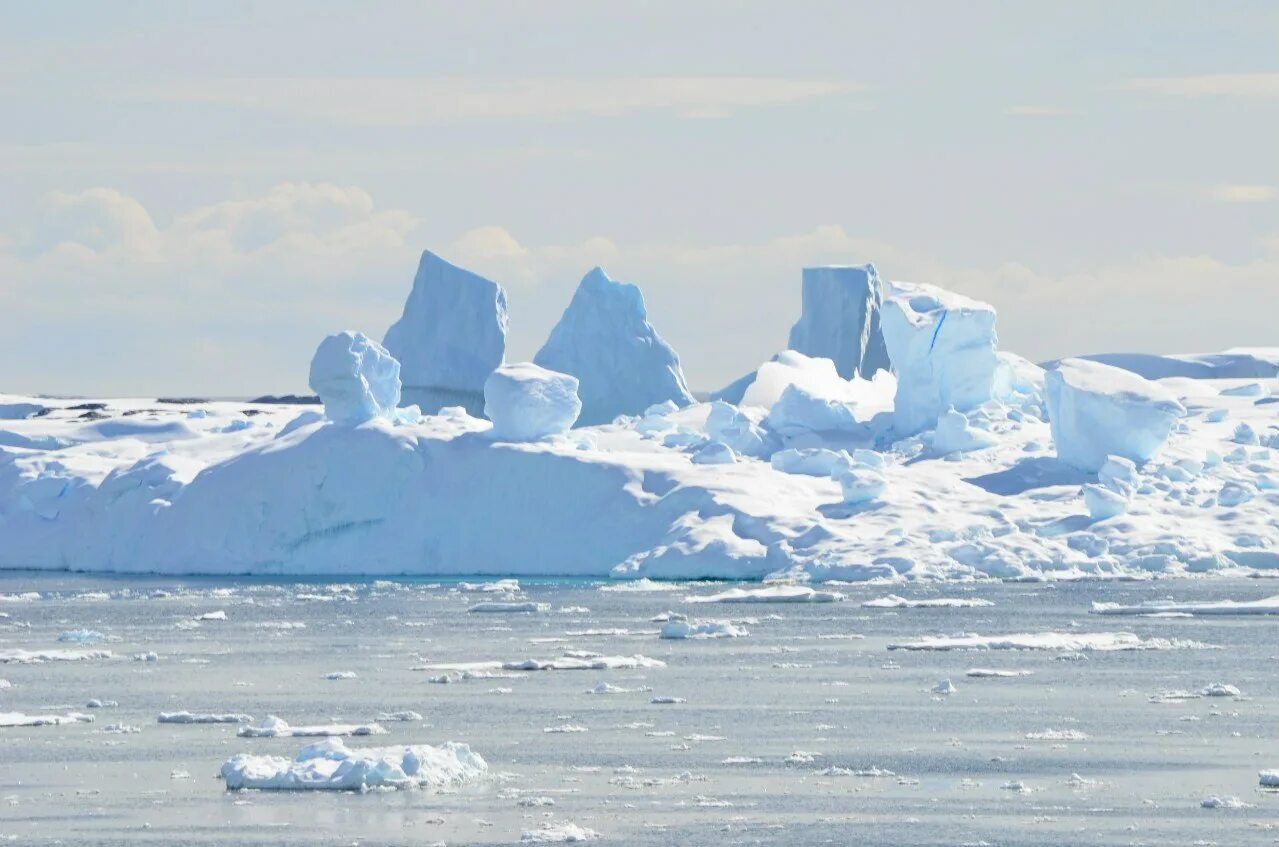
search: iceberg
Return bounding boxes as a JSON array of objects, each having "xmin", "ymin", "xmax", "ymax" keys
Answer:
[
  {"xmin": 788, "ymin": 264, "xmax": 891, "ymax": 379},
  {"xmin": 383, "ymin": 250, "xmax": 508, "ymax": 415},
  {"xmin": 534, "ymin": 267, "xmax": 693, "ymax": 425},
  {"xmin": 484, "ymin": 362, "xmax": 582, "ymax": 441},
  {"xmin": 1044, "ymin": 358, "xmax": 1185, "ymax": 472},
  {"xmin": 308, "ymin": 331, "xmax": 401, "ymax": 425},
  {"xmin": 881, "ymin": 281, "xmax": 999, "ymax": 435}
]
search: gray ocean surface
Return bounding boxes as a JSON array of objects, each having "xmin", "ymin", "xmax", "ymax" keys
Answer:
[{"xmin": 1, "ymin": 573, "xmax": 1277, "ymax": 846}]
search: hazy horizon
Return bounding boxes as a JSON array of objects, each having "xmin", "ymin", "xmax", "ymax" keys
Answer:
[{"xmin": 2, "ymin": 1, "xmax": 1276, "ymax": 396}]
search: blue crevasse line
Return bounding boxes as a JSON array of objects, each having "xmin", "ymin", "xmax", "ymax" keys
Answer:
[{"xmin": 928, "ymin": 309, "xmax": 948, "ymax": 354}]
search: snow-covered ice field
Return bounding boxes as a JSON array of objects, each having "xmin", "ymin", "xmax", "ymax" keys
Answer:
[{"xmin": 2, "ymin": 573, "xmax": 1279, "ymax": 845}]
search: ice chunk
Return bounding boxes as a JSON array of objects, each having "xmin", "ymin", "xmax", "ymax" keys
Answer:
[
  {"xmin": 770, "ymin": 448, "xmax": 851, "ymax": 477},
  {"xmin": 1044, "ymin": 358, "xmax": 1185, "ymax": 472},
  {"xmin": 221, "ymin": 737, "xmax": 487, "ymax": 791},
  {"xmin": 839, "ymin": 468, "xmax": 887, "ymax": 504},
  {"xmin": 888, "ymin": 631, "xmax": 1209, "ymax": 651},
  {"xmin": 468, "ymin": 601, "xmax": 550, "ymax": 613},
  {"xmin": 483, "ymin": 363, "xmax": 581, "ymax": 441},
  {"xmin": 685, "ymin": 585, "xmax": 844, "ymax": 604},
  {"xmin": 158, "ymin": 711, "xmax": 252, "ymax": 724},
  {"xmin": 880, "ymin": 281, "xmax": 999, "ymax": 435},
  {"xmin": 1083, "ymin": 484, "xmax": 1128, "ymax": 520},
  {"xmin": 740, "ymin": 350, "xmax": 891, "ymax": 411},
  {"xmin": 237, "ymin": 716, "xmax": 387, "ymax": 738},
  {"xmin": 660, "ymin": 619, "xmax": 749, "ymax": 639},
  {"xmin": 534, "ymin": 267, "xmax": 693, "ymax": 425},
  {"xmin": 765, "ymin": 384, "xmax": 859, "ymax": 437},
  {"xmin": 929, "ymin": 408, "xmax": 997, "ymax": 454},
  {"xmin": 863, "ymin": 595, "xmax": 994, "ymax": 609},
  {"xmin": 383, "ymin": 250, "xmax": 508, "ymax": 414},
  {"xmin": 1098, "ymin": 455, "xmax": 1139, "ymax": 492},
  {"xmin": 787, "ymin": 265, "xmax": 891, "ymax": 380},
  {"xmin": 691, "ymin": 441, "xmax": 736, "ymax": 465},
  {"xmin": 1092, "ymin": 596, "xmax": 1279, "ymax": 616},
  {"xmin": 704, "ymin": 401, "xmax": 771, "ymax": 457},
  {"xmin": 308, "ymin": 331, "xmax": 401, "ymax": 425},
  {"xmin": 1, "ymin": 711, "xmax": 94, "ymax": 727}
]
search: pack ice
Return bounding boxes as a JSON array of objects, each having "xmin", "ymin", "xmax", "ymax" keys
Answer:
[
  {"xmin": 534, "ymin": 267, "xmax": 694, "ymax": 425},
  {"xmin": 1, "ymin": 253, "xmax": 1277, "ymax": 583}
]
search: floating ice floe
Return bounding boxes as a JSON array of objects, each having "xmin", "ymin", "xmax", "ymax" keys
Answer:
[
  {"xmin": 237, "ymin": 716, "xmax": 387, "ymax": 738},
  {"xmin": 425, "ymin": 653, "xmax": 665, "ymax": 673},
  {"xmin": 684, "ymin": 585, "xmax": 844, "ymax": 604},
  {"xmin": 1025, "ymin": 729, "xmax": 1088, "ymax": 741},
  {"xmin": 323, "ymin": 671, "xmax": 358, "ymax": 680},
  {"xmin": 468, "ymin": 601, "xmax": 550, "ymax": 613},
  {"xmin": 520, "ymin": 822, "xmax": 600, "ymax": 843},
  {"xmin": 158, "ymin": 711, "xmax": 252, "ymax": 724},
  {"xmin": 965, "ymin": 668, "xmax": 1033, "ymax": 678},
  {"xmin": 375, "ymin": 711, "xmax": 423, "ymax": 722},
  {"xmin": 887, "ymin": 631, "xmax": 1212, "ymax": 652},
  {"xmin": 862, "ymin": 594, "xmax": 994, "ymax": 609},
  {"xmin": 1, "ymin": 711, "xmax": 94, "ymax": 728},
  {"xmin": 1201, "ymin": 795, "xmax": 1250, "ymax": 809},
  {"xmin": 221, "ymin": 736, "xmax": 486, "ymax": 791},
  {"xmin": 1092, "ymin": 596, "xmax": 1279, "ymax": 616},
  {"xmin": 0, "ymin": 648, "xmax": 112, "ymax": 664},
  {"xmin": 659, "ymin": 618, "xmax": 749, "ymax": 639}
]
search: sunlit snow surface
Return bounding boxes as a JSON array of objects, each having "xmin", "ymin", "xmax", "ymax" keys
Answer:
[{"xmin": 1, "ymin": 574, "xmax": 1278, "ymax": 845}]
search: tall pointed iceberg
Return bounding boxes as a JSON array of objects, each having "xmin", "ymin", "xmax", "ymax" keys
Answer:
[
  {"xmin": 787, "ymin": 265, "xmax": 890, "ymax": 380},
  {"xmin": 534, "ymin": 267, "xmax": 694, "ymax": 426},
  {"xmin": 383, "ymin": 250, "xmax": 509, "ymax": 415}
]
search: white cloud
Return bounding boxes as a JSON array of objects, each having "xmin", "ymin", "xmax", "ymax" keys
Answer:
[
  {"xmin": 1125, "ymin": 73, "xmax": 1279, "ymax": 98},
  {"xmin": 108, "ymin": 77, "xmax": 867, "ymax": 126},
  {"xmin": 4, "ymin": 185, "xmax": 1275, "ymax": 397},
  {"xmin": 1210, "ymin": 183, "xmax": 1276, "ymax": 203}
]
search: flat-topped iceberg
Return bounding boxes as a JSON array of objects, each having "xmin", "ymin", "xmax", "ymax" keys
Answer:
[
  {"xmin": 1045, "ymin": 358, "xmax": 1185, "ymax": 472},
  {"xmin": 788, "ymin": 264, "xmax": 891, "ymax": 380},
  {"xmin": 534, "ymin": 267, "xmax": 693, "ymax": 425},
  {"xmin": 383, "ymin": 250, "xmax": 508, "ymax": 415}
]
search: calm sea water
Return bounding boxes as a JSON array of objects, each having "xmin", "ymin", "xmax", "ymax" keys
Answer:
[{"xmin": 1, "ymin": 573, "xmax": 1277, "ymax": 845}]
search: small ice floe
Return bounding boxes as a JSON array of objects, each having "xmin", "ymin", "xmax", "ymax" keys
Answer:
[
  {"xmin": 721, "ymin": 756, "xmax": 763, "ymax": 765},
  {"xmin": 98, "ymin": 723, "xmax": 141, "ymax": 734},
  {"xmin": 1202, "ymin": 683, "xmax": 1241, "ymax": 697},
  {"xmin": 965, "ymin": 668, "xmax": 1033, "ymax": 678},
  {"xmin": 57, "ymin": 629, "xmax": 110, "ymax": 644},
  {"xmin": 132, "ymin": 652, "xmax": 159, "ymax": 662},
  {"xmin": 659, "ymin": 618, "xmax": 748, "ymax": 639},
  {"xmin": 425, "ymin": 652, "xmax": 665, "ymax": 673},
  {"xmin": 1025, "ymin": 729, "xmax": 1088, "ymax": 741},
  {"xmin": 785, "ymin": 751, "xmax": 821, "ymax": 765},
  {"xmin": 468, "ymin": 602, "xmax": 550, "ymax": 613},
  {"xmin": 1065, "ymin": 773, "xmax": 1098, "ymax": 788},
  {"xmin": 932, "ymin": 679, "xmax": 957, "ymax": 695},
  {"xmin": 599, "ymin": 578, "xmax": 682, "ymax": 593},
  {"xmin": 1093, "ymin": 596, "xmax": 1279, "ymax": 616},
  {"xmin": 1201, "ymin": 795, "xmax": 1250, "ymax": 809},
  {"xmin": 458, "ymin": 579, "xmax": 521, "ymax": 593},
  {"xmin": 863, "ymin": 595, "xmax": 994, "ymax": 609},
  {"xmin": 1000, "ymin": 780, "xmax": 1032, "ymax": 793},
  {"xmin": 1, "ymin": 711, "xmax": 95, "ymax": 728},
  {"xmin": 650, "ymin": 696, "xmax": 685, "ymax": 704},
  {"xmin": 1149, "ymin": 689, "xmax": 1201, "ymax": 703},
  {"xmin": 1, "ymin": 648, "xmax": 113, "ymax": 664},
  {"xmin": 195, "ymin": 610, "xmax": 227, "ymax": 621},
  {"xmin": 1260, "ymin": 771, "xmax": 1279, "ymax": 788},
  {"xmin": 0, "ymin": 679, "xmax": 11, "ymax": 689},
  {"xmin": 887, "ymin": 631, "xmax": 1212, "ymax": 652},
  {"xmin": 323, "ymin": 671, "xmax": 358, "ymax": 680},
  {"xmin": 158, "ymin": 711, "xmax": 252, "ymax": 724},
  {"xmin": 237, "ymin": 716, "xmax": 387, "ymax": 738},
  {"xmin": 221, "ymin": 737, "xmax": 487, "ymax": 792},
  {"xmin": 684, "ymin": 585, "xmax": 844, "ymax": 604},
  {"xmin": 515, "ymin": 795, "xmax": 556, "ymax": 807},
  {"xmin": 520, "ymin": 822, "xmax": 599, "ymax": 842},
  {"xmin": 376, "ymin": 711, "xmax": 423, "ymax": 722},
  {"xmin": 588, "ymin": 683, "xmax": 639, "ymax": 695},
  {"xmin": 85, "ymin": 698, "xmax": 118, "ymax": 709}
]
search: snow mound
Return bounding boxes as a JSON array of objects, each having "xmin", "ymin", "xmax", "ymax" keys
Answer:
[
  {"xmin": 1045, "ymin": 358, "xmax": 1186, "ymax": 472},
  {"xmin": 534, "ymin": 267, "xmax": 693, "ymax": 425},
  {"xmin": 787, "ymin": 264, "xmax": 891, "ymax": 379},
  {"xmin": 484, "ymin": 363, "xmax": 581, "ymax": 441},
  {"xmin": 383, "ymin": 250, "xmax": 508, "ymax": 414},
  {"xmin": 221, "ymin": 736, "xmax": 487, "ymax": 791},
  {"xmin": 771, "ymin": 448, "xmax": 850, "ymax": 477},
  {"xmin": 765, "ymin": 384, "xmax": 859, "ymax": 437},
  {"xmin": 308, "ymin": 331, "xmax": 401, "ymax": 425},
  {"xmin": 929, "ymin": 408, "xmax": 997, "ymax": 455},
  {"xmin": 881, "ymin": 281, "xmax": 999, "ymax": 435}
]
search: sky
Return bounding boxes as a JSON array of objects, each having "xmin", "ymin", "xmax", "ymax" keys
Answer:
[{"xmin": 1, "ymin": 1, "xmax": 1276, "ymax": 397}]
